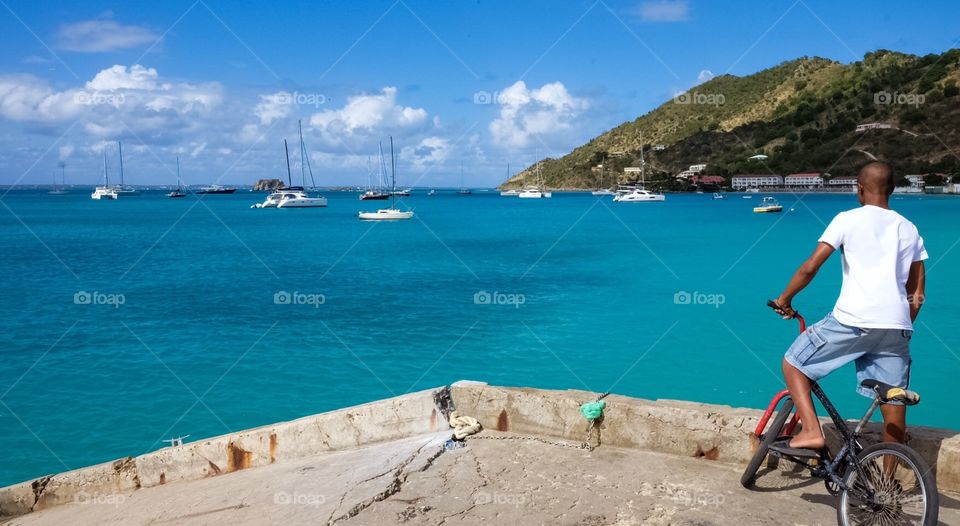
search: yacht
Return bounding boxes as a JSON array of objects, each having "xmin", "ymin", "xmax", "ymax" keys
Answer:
[
  {"xmin": 111, "ymin": 142, "xmax": 139, "ymax": 195},
  {"xmin": 253, "ymin": 126, "xmax": 328, "ymax": 208},
  {"xmin": 712, "ymin": 192, "xmax": 725, "ymax": 200},
  {"xmin": 612, "ymin": 131, "xmax": 664, "ymax": 202},
  {"xmin": 196, "ymin": 184, "xmax": 237, "ymax": 194},
  {"xmin": 391, "ymin": 188, "xmax": 411, "ymax": 196},
  {"xmin": 457, "ymin": 163, "xmax": 472, "ymax": 195},
  {"xmin": 753, "ymin": 196, "xmax": 783, "ymax": 213},
  {"xmin": 358, "ymin": 136, "xmax": 413, "ymax": 220},
  {"xmin": 591, "ymin": 159, "xmax": 615, "ymax": 195},
  {"xmin": 500, "ymin": 189, "xmax": 520, "ymax": 196},
  {"xmin": 360, "ymin": 147, "xmax": 390, "ymax": 200},
  {"xmin": 91, "ymin": 150, "xmax": 118, "ymax": 200}
]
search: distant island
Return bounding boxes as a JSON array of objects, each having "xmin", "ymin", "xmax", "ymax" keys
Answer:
[{"xmin": 501, "ymin": 49, "xmax": 960, "ymax": 191}]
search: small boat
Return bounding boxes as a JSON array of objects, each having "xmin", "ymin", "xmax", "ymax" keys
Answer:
[
  {"xmin": 753, "ymin": 196, "xmax": 783, "ymax": 213},
  {"xmin": 111, "ymin": 142, "xmax": 139, "ymax": 195},
  {"xmin": 358, "ymin": 136, "xmax": 413, "ymax": 221},
  {"xmin": 427, "ymin": 189, "xmax": 436, "ymax": 196},
  {"xmin": 742, "ymin": 195, "xmax": 753, "ymax": 199},
  {"xmin": 500, "ymin": 189, "xmax": 520, "ymax": 196},
  {"xmin": 745, "ymin": 187, "xmax": 760, "ymax": 193},
  {"xmin": 92, "ymin": 150, "xmax": 118, "ymax": 200},
  {"xmin": 591, "ymin": 188, "xmax": 615, "ymax": 196},
  {"xmin": 457, "ymin": 161, "xmax": 471, "ymax": 194},
  {"xmin": 168, "ymin": 157, "xmax": 187, "ymax": 198},
  {"xmin": 612, "ymin": 130, "xmax": 664, "ymax": 202},
  {"xmin": 712, "ymin": 192, "xmax": 725, "ymax": 200},
  {"xmin": 360, "ymin": 190, "xmax": 390, "ymax": 200},
  {"xmin": 391, "ymin": 188, "xmax": 411, "ymax": 196},
  {"xmin": 49, "ymin": 162, "xmax": 68, "ymax": 195}
]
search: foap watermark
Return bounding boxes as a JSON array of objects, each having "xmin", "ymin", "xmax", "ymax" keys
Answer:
[
  {"xmin": 474, "ymin": 491, "xmax": 528, "ymax": 507},
  {"xmin": 673, "ymin": 290, "xmax": 725, "ymax": 308},
  {"xmin": 74, "ymin": 290, "xmax": 125, "ymax": 308},
  {"xmin": 673, "ymin": 91, "xmax": 725, "ymax": 106},
  {"xmin": 473, "ymin": 90, "xmax": 504, "ymax": 105},
  {"xmin": 474, "ymin": 290, "xmax": 525, "ymax": 308},
  {"xmin": 273, "ymin": 91, "xmax": 328, "ymax": 109},
  {"xmin": 874, "ymin": 91, "xmax": 925, "ymax": 108},
  {"xmin": 664, "ymin": 485, "xmax": 725, "ymax": 508},
  {"xmin": 274, "ymin": 290, "xmax": 326, "ymax": 308},
  {"xmin": 74, "ymin": 492, "xmax": 127, "ymax": 508},
  {"xmin": 74, "ymin": 91, "xmax": 126, "ymax": 107},
  {"xmin": 273, "ymin": 491, "xmax": 326, "ymax": 508}
]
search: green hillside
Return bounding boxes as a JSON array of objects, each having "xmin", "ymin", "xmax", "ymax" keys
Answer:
[{"xmin": 502, "ymin": 49, "xmax": 960, "ymax": 190}]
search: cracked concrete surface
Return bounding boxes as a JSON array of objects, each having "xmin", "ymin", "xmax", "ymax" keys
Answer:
[{"xmin": 5, "ymin": 431, "xmax": 959, "ymax": 525}]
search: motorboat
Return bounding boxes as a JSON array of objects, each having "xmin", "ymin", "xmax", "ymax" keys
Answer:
[
  {"xmin": 591, "ymin": 188, "xmax": 616, "ymax": 196},
  {"xmin": 518, "ymin": 186, "xmax": 552, "ymax": 199},
  {"xmin": 712, "ymin": 192, "xmax": 725, "ymax": 200},
  {"xmin": 276, "ymin": 188, "xmax": 328, "ymax": 208},
  {"xmin": 753, "ymin": 196, "xmax": 783, "ymax": 213},
  {"xmin": 500, "ymin": 189, "xmax": 520, "ymax": 196},
  {"xmin": 196, "ymin": 184, "xmax": 237, "ymax": 194}
]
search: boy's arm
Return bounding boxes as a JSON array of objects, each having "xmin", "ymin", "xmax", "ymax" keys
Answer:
[
  {"xmin": 774, "ymin": 242, "xmax": 835, "ymax": 318},
  {"xmin": 906, "ymin": 260, "xmax": 925, "ymax": 322}
]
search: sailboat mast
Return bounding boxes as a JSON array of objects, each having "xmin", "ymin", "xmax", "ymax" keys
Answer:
[
  {"xmin": 118, "ymin": 141, "xmax": 124, "ymax": 186},
  {"xmin": 283, "ymin": 139, "xmax": 292, "ymax": 187},
  {"xmin": 176, "ymin": 157, "xmax": 181, "ymax": 190},
  {"xmin": 389, "ymin": 136, "xmax": 396, "ymax": 206},
  {"xmin": 103, "ymin": 150, "xmax": 109, "ymax": 186},
  {"xmin": 298, "ymin": 120, "xmax": 306, "ymax": 187},
  {"xmin": 639, "ymin": 130, "xmax": 645, "ymax": 187}
]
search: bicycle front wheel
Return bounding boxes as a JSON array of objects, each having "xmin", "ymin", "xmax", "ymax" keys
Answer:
[
  {"xmin": 741, "ymin": 397, "xmax": 794, "ymax": 488},
  {"xmin": 837, "ymin": 441, "xmax": 939, "ymax": 526}
]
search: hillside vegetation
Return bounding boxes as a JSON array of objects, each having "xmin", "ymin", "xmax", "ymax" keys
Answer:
[{"xmin": 502, "ymin": 49, "xmax": 960, "ymax": 190}]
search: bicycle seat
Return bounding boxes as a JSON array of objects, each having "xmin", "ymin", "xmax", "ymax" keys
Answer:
[{"xmin": 861, "ymin": 379, "xmax": 921, "ymax": 406}]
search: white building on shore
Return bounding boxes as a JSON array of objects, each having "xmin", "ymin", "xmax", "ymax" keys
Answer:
[
  {"xmin": 677, "ymin": 163, "xmax": 707, "ymax": 179},
  {"xmin": 828, "ymin": 176, "xmax": 858, "ymax": 187},
  {"xmin": 731, "ymin": 174, "xmax": 782, "ymax": 190},
  {"xmin": 784, "ymin": 172, "xmax": 824, "ymax": 187},
  {"xmin": 855, "ymin": 122, "xmax": 894, "ymax": 133}
]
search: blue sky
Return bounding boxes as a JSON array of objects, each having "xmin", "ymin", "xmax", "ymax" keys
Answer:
[{"xmin": 0, "ymin": 0, "xmax": 957, "ymax": 187}]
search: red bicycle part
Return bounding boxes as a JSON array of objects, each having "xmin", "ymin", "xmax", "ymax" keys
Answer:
[{"xmin": 755, "ymin": 389, "xmax": 791, "ymax": 437}]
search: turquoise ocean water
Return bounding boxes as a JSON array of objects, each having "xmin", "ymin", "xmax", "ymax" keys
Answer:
[{"xmin": 1, "ymin": 189, "xmax": 958, "ymax": 486}]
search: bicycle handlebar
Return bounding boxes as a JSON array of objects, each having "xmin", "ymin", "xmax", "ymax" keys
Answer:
[{"xmin": 767, "ymin": 299, "xmax": 806, "ymax": 333}]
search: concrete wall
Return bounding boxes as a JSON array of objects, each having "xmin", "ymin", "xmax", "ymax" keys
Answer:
[
  {"xmin": 449, "ymin": 382, "xmax": 960, "ymax": 492},
  {"xmin": 0, "ymin": 387, "xmax": 450, "ymax": 518},
  {"xmin": 3, "ymin": 382, "xmax": 958, "ymax": 519}
]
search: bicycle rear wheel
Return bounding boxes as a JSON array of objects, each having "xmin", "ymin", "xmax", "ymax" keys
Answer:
[
  {"xmin": 837, "ymin": 441, "xmax": 938, "ymax": 526},
  {"xmin": 741, "ymin": 397, "xmax": 794, "ymax": 488}
]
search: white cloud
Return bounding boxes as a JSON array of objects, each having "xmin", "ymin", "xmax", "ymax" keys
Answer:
[
  {"xmin": 57, "ymin": 19, "xmax": 159, "ymax": 52},
  {"xmin": 400, "ymin": 136, "xmax": 450, "ymax": 171},
  {"xmin": 309, "ymin": 87, "xmax": 428, "ymax": 137},
  {"xmin": 696, "ymin": 69, "xmax": 715, "ymax": 84},
  {"xmin": 87, "ymin": 65, "xmax": 159, "ymax": 91},
  {"xmin": 635, "ymin": 1, "xmax": 689, "ymax": 22},
  {"xmin": 58, "ymin": 145, "xmax": 74, "ymax": 160},
  {"xmin": 488, "ymin": 81, "xmax": 589, "ymax": 149}
]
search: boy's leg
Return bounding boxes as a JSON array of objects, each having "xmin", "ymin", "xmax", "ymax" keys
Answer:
[
  {"xmin": 879, "ymin": 404, "xmax": 906, "ymax": 443},
  {"xmin": 782, "ymin": 358, "xmax": 825, "ymax": 449}
]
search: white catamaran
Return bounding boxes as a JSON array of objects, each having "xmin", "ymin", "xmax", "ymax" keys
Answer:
[
  {"xmin": 91, "ymin": 150, "xmax": 118, "ymax": 200},
  {"xmin": 613, "ymin": 131, "xmax": 665, "ymax": 202}
]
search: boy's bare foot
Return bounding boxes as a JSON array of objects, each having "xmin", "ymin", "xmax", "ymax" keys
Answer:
[{"xmin": 789, "ymin": 433, "xmax": 825, "ymax": 450}]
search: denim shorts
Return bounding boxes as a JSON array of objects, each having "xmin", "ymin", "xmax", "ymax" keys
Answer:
[{"xmin": 784, "ymin": 313, "xmax": 912, "ymax": 403}]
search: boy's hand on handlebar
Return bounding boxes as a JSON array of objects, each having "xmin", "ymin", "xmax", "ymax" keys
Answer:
[{"xmin": 770, "ymin": 298, "xmax": 796, "ymax": 319}]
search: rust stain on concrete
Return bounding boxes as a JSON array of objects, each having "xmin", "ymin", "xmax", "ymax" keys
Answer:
[
  {"xmin": 269, "ymin": 433, "xmax": 278, "ymax": 464},
  {"xmin": 226, "ymin": 442, "xmax": 252, "ymax": 472},
  {"xmin": 496, "ymin": 409, "xmax": 510, "ymax": 431},
  {"xmin": 693, "ymin": 445, "xmax": 720, "ymax": 460}
]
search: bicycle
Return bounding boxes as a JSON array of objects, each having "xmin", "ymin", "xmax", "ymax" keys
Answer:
[{"xmin": 740, "ymin": 300, "xmax": 939, "ymax": 525}]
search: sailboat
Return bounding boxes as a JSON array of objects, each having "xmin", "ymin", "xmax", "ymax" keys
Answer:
[
  {"xmin": 500, "ymin": 163, "xmax": 519, "ymax": 196},
  {"xmin": 48, "ymin": 162, "xmax": 67, "ymax": 195},
  {"xmin": 457, "ymin": 161, "xmax": 471, "ymax": 195},
  {"xmin": 360, "ymin": 147, "xmax": 390, "ymax": 200},
  {"xmin": 168, "ymin": 157, "xmax": 186, "ymax": 198},
  {"xmin": 613, "ymin": 131, "xmax": 665, "ymax": 202},
  {"xmin": 591, "ymin": 157, "xmax": 615, "ymax": 196},
  {"xmin": 112, "ymin": 142, "xmax": 139, "ymax": 195},
  {"xmin": 91, "ymin": 150, "xmax": 118, "ymax": 200},
  {"xmin": 518, "ymin": 154, "xmax": 552, "ymax": 198},
  {"xmin": 358, "ymin": 136, "xmax": 413, "ymax": 220},
  {"xmin": 275, "ymin": 120, "xmax": 328, "ymax": 208}
]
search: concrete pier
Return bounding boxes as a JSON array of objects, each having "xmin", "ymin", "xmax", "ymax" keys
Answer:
[{"xmin": 2, "ymin": 382, "xmax": 958, "ymax": 524}]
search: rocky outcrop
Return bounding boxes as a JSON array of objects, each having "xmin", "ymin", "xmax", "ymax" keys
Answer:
[{"xmin": 253, "ymin": 179, "xmax": 285, "ymax": 191}]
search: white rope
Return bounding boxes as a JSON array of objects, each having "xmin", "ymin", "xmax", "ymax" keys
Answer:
[{"xmin": 449, "ymin": 411, "xmax": 481, "ymax": 440}]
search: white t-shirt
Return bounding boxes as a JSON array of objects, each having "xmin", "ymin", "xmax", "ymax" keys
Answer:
[{"xmin": 819, "ymin": 205, "xmax": 928, "ymax": 330}]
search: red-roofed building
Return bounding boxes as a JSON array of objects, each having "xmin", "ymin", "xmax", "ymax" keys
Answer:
[{"xmin": 691, "ymin": 175, "xmax": 725, "ymax": 185}]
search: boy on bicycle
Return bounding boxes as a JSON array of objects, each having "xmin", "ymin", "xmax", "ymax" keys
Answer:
[{"xmin": 771, "ymin": 161, "xmax": 927, "ymax": 451}]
